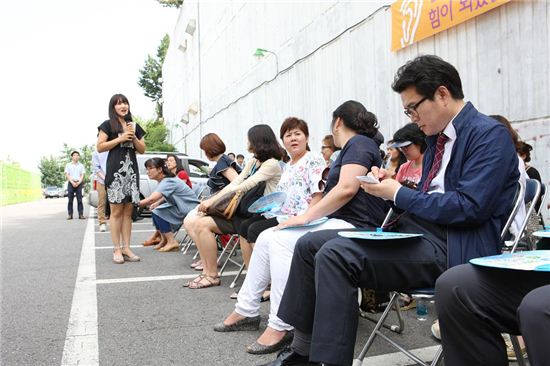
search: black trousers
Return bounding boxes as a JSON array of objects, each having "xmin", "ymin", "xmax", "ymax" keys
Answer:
[
  {"xmin": 436, "ymin": 264, "xmax": 550, "ymax": 366},
  {"xmin": 67, "ymin": 183, "xmax": 83, "ymax": 216},
  {"xmin": 277, "ymin": 213, "xmax": 447, "ymax": 365},
  {"xmin": 237, "ymin": 214, "xmax": 279, "ymax": 243}
]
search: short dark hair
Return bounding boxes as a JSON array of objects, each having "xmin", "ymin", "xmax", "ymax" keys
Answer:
[
  {"xmin": 199, "ymin": 133, "xmax": 226, "ymax": 159},
  {"xmin": 236, "ymin": 154, "xmax": 244, "ymax": 159},
  {"xmin": 392, "ymin": 123, "xmax": 427, "ymax": 153},
  {"xmin": 248, "ymin": 124, "xmax": 284, "ymax": 162},
  {"xmin": 280, "ymin": 117, "xmax": 310, "ymax": 151},
  {"xmin": 391, "ymin": 55, "xmax": 464, "ymax": 100},
  {"xmin": 331, "ymin": 100, "xmax": 379, "ymax": 138},
  {"xmin": 108, "ymin": 94, "xmax": 131, "ymax": 133},
  {"xmin": 144, "ymin": 158, "xmax": 175, "ymax": 178},
  {"xmin": 227, "ymin": 152, "xmax": 235, "ymax": 158},
  {"xmin": 517, "ymin": 141, "xmax": 533, "ymax": 162},
  {"xmin": 71, "ymin": 151, "xmax": 80, "ymax": 157}
]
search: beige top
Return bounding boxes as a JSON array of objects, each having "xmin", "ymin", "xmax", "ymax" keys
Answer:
[{"xmin": 215, "ymin": 157, "xmax": 282, "ymax": 198}]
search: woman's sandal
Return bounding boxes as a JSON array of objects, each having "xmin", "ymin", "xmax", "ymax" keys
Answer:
[
  {"xmin": 159, "ymin": 243, "xmax": 179, "ymax": 252},
  {"xmin": 113, "ymin": 247, "xmax": 124, "ymax": 264},
  {"xmin": 153, "ymin": 242, "xmax": 166, "ymax": 250},
  {"xmin": 182, "ymin": 274, "xmax": 205, "ymax": 288},
  {"xmin": 121, "ymin": 247, "xmax": 140, "ymax": 262},
  {"xmin": 188, "ymin": 275, "xmax": 221, "ymax": 289}
]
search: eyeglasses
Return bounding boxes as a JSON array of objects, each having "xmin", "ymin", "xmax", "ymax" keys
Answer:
[{"xmin": 404, "ymin": 97, "xmax": 428, "ymax": 118}]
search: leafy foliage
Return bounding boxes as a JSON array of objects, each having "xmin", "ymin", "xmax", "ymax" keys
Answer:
[
  {"xmin": 139, "ymin": 117, "xmax": 176, "ymax": 152},
  {"xmin": 155, "ymin": 0, "xmax": 183, "ymax": 8},
  {"xmin": 138, "ymin": 34, "xmax": 170, "ymax": 118}
]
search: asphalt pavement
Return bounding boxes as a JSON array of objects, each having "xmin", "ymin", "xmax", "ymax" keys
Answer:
[{"xmin": 1, "ymin": 198, "xmax": 455, "ymax": 366}]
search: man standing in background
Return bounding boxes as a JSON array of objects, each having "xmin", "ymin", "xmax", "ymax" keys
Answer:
[
  {"xmin": 92, "ymin": 150, "xmax": 108, "ymax": 231},
  {"xmin": 65, "ymin": 151, "xmax": 85, "ymax": 220}
]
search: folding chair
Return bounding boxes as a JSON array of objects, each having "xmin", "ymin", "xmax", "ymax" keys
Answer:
[
  {"xmin": 510, "ymin": 179, "xmax": 542, "ymax": 252},
  {"xmin": 353, "ymin": 182, "xmax": 525, "ymax": 366}
]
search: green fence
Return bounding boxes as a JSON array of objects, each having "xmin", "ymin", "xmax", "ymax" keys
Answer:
[{"xmin": 0, "ymin": 162, "xmax": 42, "ymax": 206}]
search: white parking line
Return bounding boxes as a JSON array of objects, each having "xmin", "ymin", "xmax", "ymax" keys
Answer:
[
  {"xmin": 357, "ymin": 345, "xmax": 440, "ymax": 365},
  {"xmin": 96, "ymin": 229, "xmax": 155, "ymax": 234},
  {"xmin": 96, "ymin": 270, "xmax": 244, "ymax": 285},
  {"xmin": 61, "ymin": 216, "xmax": 98, "ymax": 366}
]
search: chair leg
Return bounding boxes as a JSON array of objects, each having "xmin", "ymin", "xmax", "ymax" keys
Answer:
[
  {"xmin": 219, "ymin": 235, "xmax": 241, "ymax": 275},
  {"xmin": 359, "ymin": 291, "xmax": 404, "ymax": 333},
  {"xmin": 230, "ymin": 263, "xmax": 246, "ymax": 288},
  {"xmin": 510, "ymin": 335, "xmax": 526, "ymax": 366}
]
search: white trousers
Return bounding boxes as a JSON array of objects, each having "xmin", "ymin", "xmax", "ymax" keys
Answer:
[{"xmin": 235, "ymin": 218, "xmax": 354, "ymax": 331}]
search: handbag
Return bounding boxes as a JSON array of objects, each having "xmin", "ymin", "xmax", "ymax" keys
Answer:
[
  {"xmin": 205, "ymin": 190, "xmax": 244, "ymax": 220},
  {"xmin": 236, "ymin": 181, "xmax": 266, "ymax": 218}
]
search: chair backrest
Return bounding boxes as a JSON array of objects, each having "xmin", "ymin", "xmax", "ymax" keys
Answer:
[
  {"xmin": 536, "ymin": 182, "xmax": 546, "ymax": 216},
  {"xmin": 511, "ymin": 179, "xmax": 542, "ymax": 252},
  {"xmin": 500, "ymin": 181, "xmax": 525, "ymax": 242}
]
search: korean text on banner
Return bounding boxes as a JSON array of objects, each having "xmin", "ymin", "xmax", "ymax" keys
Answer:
[{"xmin": 391, "ymin": 0, "xmax": 511, "ymax": 52}]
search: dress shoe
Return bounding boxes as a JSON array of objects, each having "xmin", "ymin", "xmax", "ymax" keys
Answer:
[
  {"xmin": 246, "ymin": 331, "xmax": 294, "ymax": 355},
  {"xmin": 67, "ymin": 215, "xmax": 73, "ymax": 220},
  {"xmin": 79, "ymin": 215, "xmax": 86, "ymax": 220},
  {"xmin": 213, "ymin": 315, "xmax": 260, "ymax": 332},
  {"xmin": 143, "ymin": 237, "xmax": 161, "ymax": 246},
  {"xmin": 259, "ymin": 346, "xmax": 320, "ymax": 366}
]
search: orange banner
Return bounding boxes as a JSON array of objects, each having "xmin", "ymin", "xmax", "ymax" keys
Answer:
[{"xmin": 391, "ymin": 0, "xmax": 511, "ymax": 51}]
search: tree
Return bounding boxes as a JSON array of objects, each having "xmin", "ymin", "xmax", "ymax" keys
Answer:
[
  {"xmin": 38, "ymin": 156, "xmax": 64, "ymax": 187},
  {"xmin": 138, "ymin": 34, "xmax": 170, "ymax": 118},
  {"xmin": 155, "ymin": 0, "xmax": 183, "ymax": 8},
  {"xmin": 138, "ymin": 116, "xmax": 176, "ymax": 152}
]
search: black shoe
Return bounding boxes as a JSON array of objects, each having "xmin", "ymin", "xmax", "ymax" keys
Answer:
[
  {"xmin": 67, "ymin": 215, "xmax": 73, "ymax": 220},
  {"xmin": 213, "ymin": 315, "xmax": 260, "ymax": 332},
  {"xmin": 259, "ymin": 346, "xmax": 320, "ymax": 366},
  {"xmin": 246, "ymin": 331, "xmax": 294, "ymax": 355}
]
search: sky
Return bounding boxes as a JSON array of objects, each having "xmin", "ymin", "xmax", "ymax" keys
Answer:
[{"xmin": 0, "ymin": 0, "xmax": 179, "ymax": 172}]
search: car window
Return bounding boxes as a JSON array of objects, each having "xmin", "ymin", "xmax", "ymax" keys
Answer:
[{"xmin": 187, "ymin": 159, "xmax": 210, "ymax": 178}]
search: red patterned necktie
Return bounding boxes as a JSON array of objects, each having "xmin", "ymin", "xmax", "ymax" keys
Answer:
[{"xmin": 422, "ymin": 133, "xmax": 449, "ymax": 192}]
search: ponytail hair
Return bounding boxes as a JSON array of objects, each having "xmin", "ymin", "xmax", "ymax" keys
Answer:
[
  {"xmin": 331, "ymin": 100, "xmax": 379, "ymax": 138},
  {"xmin": 144, "ymin": 158, "xmax": 175, "ymax": 178}
]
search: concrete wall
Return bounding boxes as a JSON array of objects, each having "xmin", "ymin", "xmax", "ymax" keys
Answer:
[{"xmin": 163, "ymin": 0, "xmax": 549, "ymax": 220}]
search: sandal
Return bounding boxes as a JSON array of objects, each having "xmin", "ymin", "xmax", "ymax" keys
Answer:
[
  {"xmin": 182, "ymin": 274, "xmax": 205, "ymax": 288},
  {"xmin": 121, "ymin": 247, "xmax": 140, "ymax": 262},
  {"xmin": 113, "ymin": 247, "xmax": 124, "ymax": 264},
  {"xmin": 190, "ymin": 259, "xmax": 202, "ymax": 268},
  {"xmin": 188, "ymin": 275, "xmax": 221, "ymax": 289}
]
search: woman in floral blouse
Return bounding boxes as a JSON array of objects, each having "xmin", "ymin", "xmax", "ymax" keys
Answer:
[{"xmin": 214, "ymin": 117, "xmax": 326, "ymax": 355}]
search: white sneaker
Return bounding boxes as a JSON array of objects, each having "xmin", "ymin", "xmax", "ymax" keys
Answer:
[
  {"xmin": 99, "ymin": 223, "xmax": 107, "ymax": 232},
  {"xmin": 431, "ymin": 319, "xmax": 441, "ymax": 340}
]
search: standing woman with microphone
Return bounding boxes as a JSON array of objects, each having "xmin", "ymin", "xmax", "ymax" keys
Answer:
[{"xmin": 97, "ymin": 94, "xmax": 146, "ymax": 264}]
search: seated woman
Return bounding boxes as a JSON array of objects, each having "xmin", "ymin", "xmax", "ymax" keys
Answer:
[
  {"xmin": 215, "ymin": 117, "xmax": 325, "ymax": 353},
  {"xmin": 214, "ymin": 101, "xmax": 388, "ymax": 355},
  {"xmin": 143, "ymin": 154, "xmax": 193, "ymax": 247},
  {"xmin": 185, "ymin": 133, "xmax": 241, "ymax": 268},
  {"xmin": 389, "ymin": 123, "xmax": 426, "ymax": 189},
  {"xmin": 138, "ymin": 158, "xmax": 199, "ymax": 252},
  {"xmin": 183, "ymin": 124, "xmax": 283, "ymax": 289}
]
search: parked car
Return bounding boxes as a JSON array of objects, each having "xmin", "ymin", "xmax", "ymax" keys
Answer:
[
  {"xmin": 44, "ymin": 186, "xmax": 63, "ymax": 198},
  {"xmin": 88, "ymin": 152, "xmax": 209, "ymax": 217}
]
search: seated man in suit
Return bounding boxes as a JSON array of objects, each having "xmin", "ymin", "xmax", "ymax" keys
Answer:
[{"xmin": 262, "ymin": 55, "xmax": 521, "ymax": 366}]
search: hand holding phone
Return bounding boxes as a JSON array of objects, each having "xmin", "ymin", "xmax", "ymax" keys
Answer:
[{"xmin": 356, "ymin": 175, "xmax": 380, "ymax": 184}]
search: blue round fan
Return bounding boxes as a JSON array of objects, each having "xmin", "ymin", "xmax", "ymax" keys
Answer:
[{"xmin": 248, "ymin": 191, "xmax": 287, "ymax": 214}]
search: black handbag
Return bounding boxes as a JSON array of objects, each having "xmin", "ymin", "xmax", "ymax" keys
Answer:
[{"xmin": 236, "ymin": 181, "xmax": 266, "ymax": 218}]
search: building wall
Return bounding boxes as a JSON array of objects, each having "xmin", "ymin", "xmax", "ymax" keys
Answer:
[{"xmin": 163, "ymin": 0, "xmax": 549, "ymax": 220}]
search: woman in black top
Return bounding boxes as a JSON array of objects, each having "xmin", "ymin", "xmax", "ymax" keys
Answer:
[
  {"xmin": 97, "ymin": 94, "xmax": 146, "ymax": 264},
  {"xmin": 200, "ymin": 133, "xmax": 241, "ymax": 194}
]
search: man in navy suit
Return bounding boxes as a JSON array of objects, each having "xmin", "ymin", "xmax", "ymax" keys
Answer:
[{"xmin": 262, "ymin": 55, "xmax": 520, "ymax": 366}]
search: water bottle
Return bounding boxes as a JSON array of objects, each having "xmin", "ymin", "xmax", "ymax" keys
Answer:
[{"xmin": 414, "ymin": 295, "xmax": 429, "ymax": 321}]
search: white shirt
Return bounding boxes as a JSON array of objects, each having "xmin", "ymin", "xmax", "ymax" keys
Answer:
[
  {"xmin": 65, "ymin": 161, "xmax": 85, "ymax": 182},
  {"xmin": 92, "ymin": 151, "xmax": 108, "ymax": 184}
]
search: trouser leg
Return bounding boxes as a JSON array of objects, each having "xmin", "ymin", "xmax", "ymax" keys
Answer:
[
  {"xmin": 436, "ymin": 264, "xmax": 550, "ymax": 366},
  {"xmin": 518, "ymin": 285, "xmax": 550, "ymax": 366},
  {"xmin": 97, "ymin": 182, "xmax": 106, "ymax": 224},
  {"xmin": 67, "ymin": 184, "xmax": 75, "ymax": 216},
  {"xmin": 308, "ymin": 233, "xmax": 444, "ymax": 365},
  {"xmin": 75, "ymin": 183, "xmax": 83, "ymax": 215}
]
